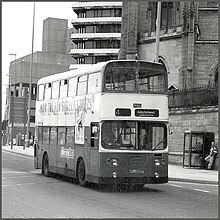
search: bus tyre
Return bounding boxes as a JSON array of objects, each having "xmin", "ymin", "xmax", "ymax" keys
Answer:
[
  {"xmin": 77, "ymin": 159, "xmax": 87, "ymax": 187},
  {"xmin": 42, "ymin": 153, "xmax": 50, "ymax": 177}
]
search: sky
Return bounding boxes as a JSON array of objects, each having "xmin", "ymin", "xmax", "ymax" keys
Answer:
[{"xmin": 2, "ymin": 1, "xmax": 77, "ymax": 120}]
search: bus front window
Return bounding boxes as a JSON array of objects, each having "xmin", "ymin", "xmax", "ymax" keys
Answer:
[
  {"xmin": 101, "ymin": 121, "xmax": 167, "ymax": 150},
  {"xmin": 104, "ymin": 61, "xmax": 167, "ymax": 93}
]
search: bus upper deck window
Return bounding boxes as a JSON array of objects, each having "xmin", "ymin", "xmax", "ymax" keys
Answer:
[
  {"xmin": 44, "ymin": 83, "xmax": 52, "ymax": 100},
  {"xmin": 68, "ymin": 77, "xmax": 77, "ymax": 97},
  {"xmin": 38, "ymin": 84, "xmax": 44, "ymax": 101},
  {"xmin": 77, "ymin": 75, "xmax": 88, "ymax": 96},
  {"xmin": 60, "ymin": 79, "xmax": 68, "ymax": 98},
  {"xmin": 88, "ymin": 72, "xmax": 101, "ymax": 94}
]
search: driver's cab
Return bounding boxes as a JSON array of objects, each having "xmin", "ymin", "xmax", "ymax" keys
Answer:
[{"xmin": 101, "ymin": 120, "xmax": 167, "ymax": 151}]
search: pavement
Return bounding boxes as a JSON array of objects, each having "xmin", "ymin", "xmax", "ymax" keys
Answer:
[{"xmin": 2, "ymin": 144, "xmax": 218, "ymax": 185}]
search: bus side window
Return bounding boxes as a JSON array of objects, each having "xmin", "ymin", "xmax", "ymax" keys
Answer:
[
  {"xmin": 60, "ymin": 79, "xmax": 68, "ymax": 98},
  {"xmin": 38, "ymin": 126, "xmax": 43, "ymax": 143},
  {"xmin": 42, "ymin": 127, "xmax": 49, "ymax": 144},
  {"xmin": 91, "ymin": 123, "xmax": 99, "ymax": 148},
  {"xmin": 50, "ymin": 127, "xmax": 57, "ymax": 145},
  {"xmin": 44, "ymin": 83, "xmax": 52, "ymax": 100},
  {"xmin": 66, "ymin": 127, "xmax": 75, "ymax": 146},
  {"xmin": 58, "ymin": 127, "xmax": 66, "ymax": 145},
  {"xmin": 68, "ymin": 77, "xmax": 77, "ymax": 97},
  {"xmin": 52, "ymin": 81, "xmax": 59, "ymax": 99},
  {"xmin": 88, "ymin": 72, "xmax": 101, "ymax": 94},
  {"xmin": 38, "ymin": 84, "xmax": 45, "ymax": 101},
  {"xmin": 77, "ymin": 75, "xmax": 88, "ymax": 95}
]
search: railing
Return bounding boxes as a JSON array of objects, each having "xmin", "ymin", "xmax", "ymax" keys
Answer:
[{"xmin": 168, "ymin": 84, "xmax": 218, "ymax": 109}]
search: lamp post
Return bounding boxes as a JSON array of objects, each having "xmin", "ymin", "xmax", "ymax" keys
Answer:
[
  {"xmin": 25, "ymin": 2, "xmax": 35, "ymax": 148},
  {"xmin": 155, "ymin": 2, "xmax": 161, "ymax": 63},
  {"xmin": 9, "ymin": 53, "xmax": 17, "ymax": 149}
]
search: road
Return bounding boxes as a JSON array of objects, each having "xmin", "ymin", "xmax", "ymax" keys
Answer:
[{"xmin": 2, "ymin": 150, "xmax": 218, "ymax": 218}]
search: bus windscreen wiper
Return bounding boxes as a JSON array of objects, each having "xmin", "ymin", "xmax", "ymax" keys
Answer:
[{"xmin": 152, "ymin": 139, "xmax": 164, "ymax": 151}]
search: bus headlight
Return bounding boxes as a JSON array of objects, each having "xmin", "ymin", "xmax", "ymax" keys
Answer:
[
  {"xmin": 106, "ymin": 158, "xmax": 119, "ymax": 166},
  {"xmin": 154, "ymin": 159, "xmax": 161, "ymax": 166},
  {"xmin": 112, "ymin": 159, "xmax": 118, "ymax": 166}
]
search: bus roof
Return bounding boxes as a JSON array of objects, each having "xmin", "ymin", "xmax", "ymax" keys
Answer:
[{"xmin": 37, "ymin": 60, "xmax": 164, "ymax": 85}]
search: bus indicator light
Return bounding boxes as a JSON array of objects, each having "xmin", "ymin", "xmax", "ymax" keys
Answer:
[
  {"xmin": 155, "ymin": 172, "xmax": 160, "ymax": 178},
  {"xmin": 115, "ymin": 108, "xmax": 131, "ymax": 116},
  {"xmin": 112, "ymin": 172, "xmax": 117, "ymax": 178}
]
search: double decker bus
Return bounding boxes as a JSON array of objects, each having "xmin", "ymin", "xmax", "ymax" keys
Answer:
[{"xmin": 34, "ymin": 60, "xmax": 168, "ymax": 188}]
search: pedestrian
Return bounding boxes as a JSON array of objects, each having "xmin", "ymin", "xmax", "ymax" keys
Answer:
[{"xmin": 205, "ymin": 142, "xmax": 218, "ymax": 170}]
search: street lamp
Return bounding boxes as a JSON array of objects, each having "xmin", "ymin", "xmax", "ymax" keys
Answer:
[{"xmin": 9, "ymin": 53, "xmax": 17, "ymax": 149}]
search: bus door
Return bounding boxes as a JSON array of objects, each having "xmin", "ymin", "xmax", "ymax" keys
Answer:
[
  {"xmin": 64, "ymin": 127, "xmax": 75, "ymax": 176},
  {"xmin": 85, "ymin": 123, "xmax": 100, "ymax": 180}
]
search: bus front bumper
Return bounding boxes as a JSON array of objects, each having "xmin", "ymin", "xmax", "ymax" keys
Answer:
[{"xmin": 97, "ymin": 176, "xmax": 168, "ymax": 185}]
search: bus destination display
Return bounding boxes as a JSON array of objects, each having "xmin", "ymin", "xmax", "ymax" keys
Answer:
[
  {"xmin": 115, "ymin": 108, "xmax": 131, "ymax": 116},
  {"xmin": 135, "ymin": 109, "xmax": 159, "ymax": 117}
]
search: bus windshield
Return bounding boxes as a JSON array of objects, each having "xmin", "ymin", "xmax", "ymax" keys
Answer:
[
  {"xmin": 101, "ymin": 121, "xmax": 167, "ymax": 151},
  {"xmin": 104, "ymin": 61, "xmax": 167, "ymax": 93}
]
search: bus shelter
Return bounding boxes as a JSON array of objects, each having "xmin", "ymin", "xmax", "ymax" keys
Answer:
[{"xmin": 183, "ymin": 131, "xmax": 214, "ymax": 169}]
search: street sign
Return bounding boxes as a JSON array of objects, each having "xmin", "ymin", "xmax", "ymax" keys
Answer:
[{"xmin": 10, "ymin": 96, "xmax": 28, "ymax": 123}]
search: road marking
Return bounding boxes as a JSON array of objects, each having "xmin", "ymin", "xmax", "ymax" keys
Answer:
[
  {"xmin": 194, "ymin": 188, "xmax": 210, "ymax": 193},
  {"xmin": 2, "ymin": 184, "xmax": 13, "ymax": 187},
  {"xmin": 169, "ymin": 183, "xmax": 183, "ymax": 188}
]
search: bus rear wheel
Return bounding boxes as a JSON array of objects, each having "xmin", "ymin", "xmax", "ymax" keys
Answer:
[
  {"xmin": 77, "ymin": 159, "xmax": 87, "ymax": 187},
  {"xmin": 42, "ymin": 153, "xmax": 50, "ymax": 177}
]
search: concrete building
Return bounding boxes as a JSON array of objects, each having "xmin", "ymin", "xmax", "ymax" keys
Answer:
[
  {"xmin": 119, "ymin": 1, "xmax": 218, "ymax": 168},
  {"xmin": 70, "ymin": 1, "xmax": 122, "ymax": 64},
  {"xmin": 4, "ymin": 17, "xmax": 75, "ymax": 141}
]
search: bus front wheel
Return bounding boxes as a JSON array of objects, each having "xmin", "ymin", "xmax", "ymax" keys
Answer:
[
  {"xmin": 77, "ymin": 159, "xmax": 87, "ymax": 187},
  {"xmin": 42, "ymin": 153, "xmax": 50, "ymax": 177}
]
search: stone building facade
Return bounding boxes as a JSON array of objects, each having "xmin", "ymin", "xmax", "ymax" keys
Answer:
[
  {"xmin": 119, "ymin": 1, "xmax": 218, "ymax": 89},
  {"xmin": 119, "ymin": 1, "xmax": 218, "ymax": 167}
]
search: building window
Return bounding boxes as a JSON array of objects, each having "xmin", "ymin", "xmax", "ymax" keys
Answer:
[
  {"xmin": 161, "ymin": 2, "xmax": 173, "ymax": 31},
  {"xmin": 151, "ymin": 2, "xmax": 173, "ymax": 33},
  {"xmin": 103, "ymin": 9, "xmax": 111, "ymax": 17},
  {"xmin": 86, "ymin": 10, "xmax": 94, "ymax": 18}
]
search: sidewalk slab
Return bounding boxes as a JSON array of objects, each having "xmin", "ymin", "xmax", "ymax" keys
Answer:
[
  {"xmin": 168, "ymin": 164, "xmax": 218, "ymax": 184},
  {"xmin": 2, "ymin": 145, "xmax": 34, "ymax": 158}
]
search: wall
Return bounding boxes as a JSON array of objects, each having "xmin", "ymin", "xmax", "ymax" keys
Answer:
[
  {"xmin": 42, "ymin": 17, "xmax": 68, "ymax": 53},
  {"xmin": 168, "ymin": 107, "xmax": 218, "ymax": 168},
  {"xmin": 138, "ymin": 36, "xmax": 182, "ymax": 88},
  {"xmin": 194, "ymin": 43, "xmax": 218, "ymax": 86}
]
